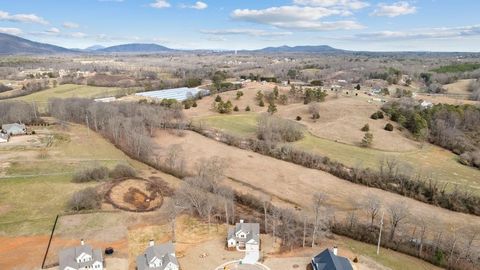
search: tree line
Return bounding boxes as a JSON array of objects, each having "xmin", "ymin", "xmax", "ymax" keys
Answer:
[
  {"xmin": 190, "ymin": 120, "xmax": 480, "ymax": 216},
  {"xmin": 165, "ymin": 152, "xmax": 479, "ymax": 270},
  {"xmin": 48, "ymin": 98, "xmax": 186, "ymax": 161},
  {"xmin": 382, "ymin": 98, "xmax": 480, "ymax": 168}
]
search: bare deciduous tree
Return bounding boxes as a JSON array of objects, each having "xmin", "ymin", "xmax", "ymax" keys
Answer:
[
  {"xmin": 364, "ymin": 194, "xmax": 381, "ymax": 227},
  {"xmin": 311, "ymin": 192, "xmax": 328, "ymax": 247},
  {"xmin": 388, "ymin": 201, "xmax": 409, "ymax": 241}
]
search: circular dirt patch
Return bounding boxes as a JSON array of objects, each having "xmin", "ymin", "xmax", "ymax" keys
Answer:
[{"xmin": 106, "ymin": 178, "xmax": 163, "ymax": 212}]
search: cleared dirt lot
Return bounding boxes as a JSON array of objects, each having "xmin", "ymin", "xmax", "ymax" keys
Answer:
[{"xmin": 153, "ymin": 130, "xmax": 480, "ymax": 236}]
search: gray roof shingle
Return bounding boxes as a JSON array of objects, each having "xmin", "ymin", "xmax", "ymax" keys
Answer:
[
  {"xmin": 58, "ymin": 244, "xmax": 103, "ymax": 270},
  {"xmin": 136, "ymin": 242, "xmax": 179, "ymax": 270},
  {"xmin": 312, "ymin": 249, "xmax": 353, "ymax": 270}
]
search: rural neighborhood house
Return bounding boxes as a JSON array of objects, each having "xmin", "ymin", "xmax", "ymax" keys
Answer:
[
  {"xmin": 0, "ymin": 133, "xmax": 9, "ymax": 143},
  {"xmin": 58, "ymin": 239, "xmax": 104, "ymax": 270},
  {"xmin": 227, "ymin": 220, "xmax": 260, "ymax": 251},
  {"xmin": 311, "ymin": 247, "xmax": 353, "ymax": 270},
  {"xmin": 136, "ymin": 240, "xmax": 180, "ymax": 270}
]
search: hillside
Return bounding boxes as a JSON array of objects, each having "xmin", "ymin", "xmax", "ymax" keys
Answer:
[{"xmin": 0, "ymin": 33, "xmax": 73, "ymax": 55}]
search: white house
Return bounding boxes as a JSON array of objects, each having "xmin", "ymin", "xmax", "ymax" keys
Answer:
[
  {"xmin": 227, "ymin": 220, "xmax": 260, "ymax": 252},
  {"xmin": 136, "ymin": 240, "xmax": 179, "ymax": 270},
  {"xmin": 420, "ymin": 100, "xmax": 433, "ymax": 108},
  {"xmin": 0, "ymin": 133, "xmax": 9, "ymax": 143},
  {"xmin": 58, "ymin": 239, "xmax": 104, "ymax": 270}
]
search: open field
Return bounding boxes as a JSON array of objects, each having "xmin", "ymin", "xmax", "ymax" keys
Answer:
[
  {"xmin": 0, "ymin": 118, "xmax": 449, "ymax": 270},
  {"xmin": 188, "ymin": 82, "xmax": 419, "ymax": 152},
  {"xmin": 153, "ymin": 130, "xmax": 480, "ymax": 236},
  {"xmin": 443, "ymin": 79, "xmax": 474, "ymax": 95},
  {"xmin": 195, "ymin": 113, "xmax": 480, "ymax": 194},
  {"xmin": 0, "ymin": 123, "xmax": 145, "ymax": 236},
  {"xmin": 8, "ymin": 84, "xmax": 133, "ymax": 111}
]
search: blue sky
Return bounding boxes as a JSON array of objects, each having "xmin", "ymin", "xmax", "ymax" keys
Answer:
[{"xmin": 0, "ymin": 0, "xmax": 479, "ymax": 51}]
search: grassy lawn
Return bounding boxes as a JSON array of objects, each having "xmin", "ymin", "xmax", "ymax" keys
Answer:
[
  {"xmin": 341, "ymin": 237, "xmax": 442, "ymax": 270},
  {"xmin": 10, "ymin": 84, "xmax": 135, "ymax": 112},
  {"xmin": 196, "ymin": 113, "xmax": 480, "ymax": 194},
  {"xmin": 0, "ymin": 123, "xmax": 145, "ymax": 235},
  {"xmin": 193, "ymin": 113, "xmax": 258, "ymax": 137},
  {"xmin": 0, "ymin": 175, "xmax": 98, "ymax": 235}
]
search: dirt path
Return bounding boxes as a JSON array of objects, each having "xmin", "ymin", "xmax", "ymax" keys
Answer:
[
  {"xmin": 153, "ymin": 130, "xmax": 480, "ymax": 236},
  {"xmin": 0, "ymin": 235, "xmax": 49, "ymax": 270}
]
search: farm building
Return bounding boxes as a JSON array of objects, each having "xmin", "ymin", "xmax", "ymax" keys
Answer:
[
  {"xmin": 136, "ymin": 240, "xmax": 179, "ymax": 270},
  {"xmin": 311, "ymin": 247, "xmax": 353, "ymax": 270},
  {"xmin": 58, "ymin": 239, "xmax": 104, "ymax": 270},
  {"xmin": 1, "ymin": 123, "xmax": 26, "ymax": 136},
  {"xmin": 0, "ymin": 133, "xmax": 9, "ymax": 143},
  {"xmin": 135, "ymin": 87, "xmax": 209, "ymax": 101}
]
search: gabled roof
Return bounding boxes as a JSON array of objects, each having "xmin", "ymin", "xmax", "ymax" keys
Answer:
[
  {"xmin": 228, "ymin": 222, "xmax": 260, "ymax": 244},
  {"xmin": 136, "ymin": 242, "xmax": 179, "ymax": 270},
  {"xmin": 312, "ymin": 249, "xmax": 353, "ymax": 270},
  {"xmin": 59, "ymin": 244, "xmax": 103, "ymax": 270}
]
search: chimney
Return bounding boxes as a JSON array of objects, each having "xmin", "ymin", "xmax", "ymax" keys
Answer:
[
  {"xmin": 80, "ymin": 239, "xmax": 85, "ymax": 246},
  {"xmin": 149, "ymin": 240, "xmax": 155, "ymax": 247},
  {"xmin": 333, "ymin": 246, "xmax": 338, "ymax": 256},
  {"xmin": 240, "ymin": 219, "xmax": 244, "ymax": 223}
]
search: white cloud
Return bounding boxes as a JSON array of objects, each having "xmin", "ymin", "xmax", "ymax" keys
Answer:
[
  {"xmin": 201, "ymin": 29, "xmax": 292, "ymax": 37},
  {"xmin": 192, "ymin": 1, "xmax": 208, "ymax": 10},
  {"xmin": 63, "ymin": 22, "xmax": 80, "ymax": 29},
  {"xmin": 355, "ymin": 25, "xmax": 480, "ymax": 40},
  {"xmin": 71, "ymin": 32, "xmax": 87, "ymax": 38},
  {"xmin": 371, "ymin": 1, "xmax": 416, "ymax": 17},
  {"xmin": 231, "ymin": 6, "xmax": 363, "ymax": 31},
  {"xmin": 150, "ymin": 0, "xmax": 171, "ymax": 9},
  {"xmin": 46, "ymin": 27, "xmax": 60, "ymax": 34},
  {"xmin": 0, "ymin": 10, "xmax": 48, "ymax": 25},
  {"xmin": 0, "ymin": 27, "xmax": 23, "ymax": 35},
  {"xmin": 293, "ymin": 0, "xmax": 369, "ymax": 10},
  {"xmin": 180, "ymin": 1, "xmax": 208, "ymax": 10}
]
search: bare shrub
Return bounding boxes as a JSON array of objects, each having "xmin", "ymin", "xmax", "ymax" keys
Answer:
[
  {"xmin": 72, "ymin": 165, "xmax": 109, "ymax": 183},
  {"xmin": 256, "ymin": 114, "xmax": 304, "ymax": 143},
  {"xmin": 459, "ymin": 151, "xmax": 480, "ymax": 168},
  {"xmin": 68, "ymin": 187, "xmax": 101, "ymax": 211},
  {"xmin": 109, "ymin": 164, "xmax": 137, "ymax": 179}
]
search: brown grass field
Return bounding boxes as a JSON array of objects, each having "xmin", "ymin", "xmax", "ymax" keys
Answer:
[
  {"xmin": 186, "ymin": 81, "xmax": 480, "ymax": 195},
  {"xmin": 153, "ymin": 130, "xmax": 480, "ymax": 237},
  {"xmin": 187, "ymin": 82, "xmax": 419, "ymax": 152}
]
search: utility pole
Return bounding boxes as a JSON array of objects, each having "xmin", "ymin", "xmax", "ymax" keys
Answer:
[
  {"xmin": 377, "ymin": 211, "xmax": 384, "ymax": 255},
  {"xmin": 85, "ymin": 114, "xmax": 90, "ymax": 137},
  {"xmin": 32, "ymin": 101, "xmax": 38, "ymax": 119}
]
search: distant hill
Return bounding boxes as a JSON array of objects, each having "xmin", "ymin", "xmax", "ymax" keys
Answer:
[
  {"xmin": 84, "ymin": 45, "xmax": 105, "ymax": 51},
  {"xmin": 98, "ymin": 43, "xmax": 174, "ymax": 53},
  {"xmin": 254, "ymin": 45, "xmax": 344, "ymax": 53},
  {"xmin": 0, "ymin": 33, "xmax": 73, "ymax": 54}
]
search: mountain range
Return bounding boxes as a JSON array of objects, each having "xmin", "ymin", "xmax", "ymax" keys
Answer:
[
  {"xmin": 0, "ymin": 33, "xmax": 348, "ymax": 55},
  {"xmin": 0, "ymin": 33, "xmax": 73, "ymax": 54},
  {"xmin": 0, "ymin": 33, "xmax": 477, "ymax": 56}
]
